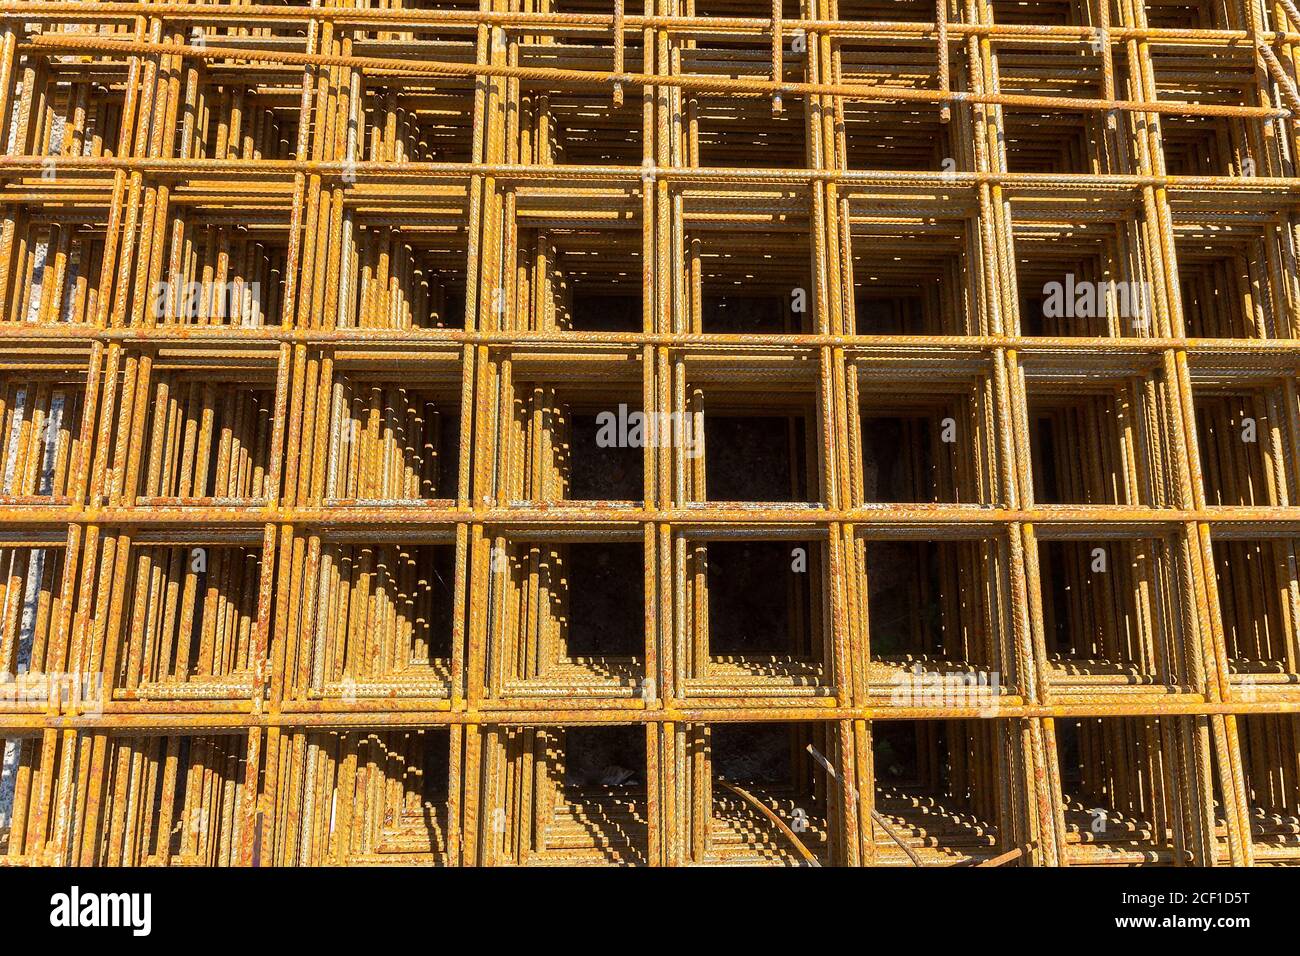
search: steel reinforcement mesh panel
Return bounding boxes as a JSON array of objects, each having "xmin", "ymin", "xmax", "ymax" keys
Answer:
[{"xmin": 1, "ymin": 0, "xmax": 1299, "ymax": 867}]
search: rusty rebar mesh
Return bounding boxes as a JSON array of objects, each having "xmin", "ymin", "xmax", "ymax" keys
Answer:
[{"xmin": 0, "ymin": 0, "xmax": 1299, "ymax": 867}]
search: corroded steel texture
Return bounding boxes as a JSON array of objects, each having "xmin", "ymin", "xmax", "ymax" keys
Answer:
[{"xmin": 0, "ymin": 0, "xmax": 1298, "ymax": 866}]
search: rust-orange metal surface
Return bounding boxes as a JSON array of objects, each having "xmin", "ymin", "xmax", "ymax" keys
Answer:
[{"xmin": 0, "ymin": 0, "xmax": 1298, "ymax": 866}]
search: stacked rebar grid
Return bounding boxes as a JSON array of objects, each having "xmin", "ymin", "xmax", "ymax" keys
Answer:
[{"xmin": 1, "ymin": 0, "xmax": 1299, "ymax": 866}]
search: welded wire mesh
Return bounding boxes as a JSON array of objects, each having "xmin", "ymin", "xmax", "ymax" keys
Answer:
[{"xmin": 0, "ymin": 0, "xmax": 1298, "ymax": 866}]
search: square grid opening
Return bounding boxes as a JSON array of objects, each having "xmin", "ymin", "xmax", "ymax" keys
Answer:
[
  {"xmin": 1036, "ymin": 536, "xmax": 1189, "ymax": 693},
  {"xmin": 1054, "ymin": 716, "xmax": 1181, "ymax": 864},
  {"xmin": 490, "ymin": 536, "xmax": 647, "ymax": 697},
  {"xmin": 871, "ymin": 719, "xmax": 1006, "ymax": 865},
  {"xmin": 300, "ymin": 538, "xmax": 457, "ymax": 700},
  {"xmin": 0, "ymin": 373, "xmax": 86, "ymax": 501},
  {"xmin": 322, "ymin": 372, "xmax": 461, "ymax": 504},
  {"xmin": 489, "ymin": 724, "xmax": 650, "ymax": 865},
  {"xmin": 0, "ymin": 212, "xmax": 107, "ymax": 325},
  {"xmin": 855, "ymin": 371, "xmax": 995, "ymax": 504},
  {"xmin": 504, "ymin": 373, "xmax": 645, "ymax": 505},
  {"xmin": 681, "ymin": 536, "xmax": 830, "ymax": 696},
  {"xmin": 696, "ymin": 721, "xmax": 832, "ymax": 866},
  {"xmin": 850, "ymin": 220, "xmax": 979, "ymax": 336},
  {"xmin": 0, "ymin": 540, "xmax": 70, "ymax": 685},
  {"xmin": 685, "ymin": 227, "xmax": 814, "ymax": 335},
  {"xmin": 861, "ymin": 536, "xmax": 1008, "ymax": 700},
  {"xmin": 129, "ymin": 363, "xmax": 279, "ymax": 503},
  {"xmin": 114, "ymin": 538, "xmax": 271, "ymax": 699},
  {"xmin": 1209, "ymin": 534, "xmax": 1300, "ymax": 685},
  {"xmin": 286, "ymin": 729, "xmax": 451, "ymax": 866}
]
